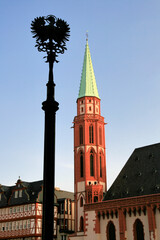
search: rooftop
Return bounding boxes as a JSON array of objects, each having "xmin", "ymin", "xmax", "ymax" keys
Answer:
[{"xmin": 103, "ymin": 143, "xmax": 160, "ymax": 201}]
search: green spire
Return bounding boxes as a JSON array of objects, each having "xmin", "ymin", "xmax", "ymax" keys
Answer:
[{"xmin": 78, "ymin": 39, "xmax": 100, "ymax": 99}]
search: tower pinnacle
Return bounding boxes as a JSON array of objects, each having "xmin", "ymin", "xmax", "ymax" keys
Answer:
[{"xmin": 78, "ymin": 40, "xmax": 100, "ymax": 99}]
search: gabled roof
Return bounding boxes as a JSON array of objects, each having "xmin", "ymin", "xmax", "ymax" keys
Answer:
[
  {"xmin": 0, "ymin": 179, "xmax": 74, "ymax": 207},
  {"xmin": 78, "ymin": 40, "xmax": 100, "ymax": 99},
  {"xmin": 103, "ymin": 143, "xmax": 160, "ymax": 201}
]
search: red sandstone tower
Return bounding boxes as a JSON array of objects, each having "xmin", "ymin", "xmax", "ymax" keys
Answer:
[{"xmin": 73, "ymin": 39, "xmax": 107, "ymax": 234}]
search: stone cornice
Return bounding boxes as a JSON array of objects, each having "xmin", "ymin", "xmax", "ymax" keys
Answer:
[{"xmin": 84, "ymin": 193, "xmax": 160, "ymax": 212}]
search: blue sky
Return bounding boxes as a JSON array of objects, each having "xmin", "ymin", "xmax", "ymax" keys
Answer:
[{"xmin": 0, "ymin": 0, "xmax": 160, "ymax": 191}]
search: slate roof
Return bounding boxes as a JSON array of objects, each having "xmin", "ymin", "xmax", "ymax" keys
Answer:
[
  {"xmin": 103, "ymin": 143, "xmax": 160, "ymax": 201},
  {"xmin": 55, "ymin": 189, "xmax": 74, "ymax": 201},
  {"xmin": 0, "ymin": 179, "xmax": 74, "ymax": 207}
]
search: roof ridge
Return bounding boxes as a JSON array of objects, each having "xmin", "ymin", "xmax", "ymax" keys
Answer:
[{"xmin": 135, "ymin": 142, "xmax": 160, "ymax": 150}]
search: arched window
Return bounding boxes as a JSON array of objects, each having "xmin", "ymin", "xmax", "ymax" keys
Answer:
[
  {"xmin": 107, "ymin": 221, "xmax": 116, "ymax": 240},
  {"xmin": 89, "ymin": 125, "xmax": 94, "ymax": 143},
  {"xmin": 80, "ymin": 216, "xmax": 84, "ymax": 232},
  {"xmin": 90, "ymin": 150, "xmax": 94, "ymax": 176},
  {"xmin": 80, "ymin": 197, "xmax": 83, "ymax": 207},
  {"xmin": 100, "ymin": 153, "xmax": 102, "ymax": 178},
  {"xmin": 133, "ymin": 219, "xmax": 144, "ymax": 240},
  {"xmin": 79, "ymin": 125, "xmax": 83, "ymax": 144},
  {"xmin": 99, "ymin": 126, "xmax": 102, "ymax": 145},
  {"xmin": 80, "ymin": 152, "xmax": 83, "ymax": 178},
  {"xmin": 94, "ymin": 196, "xmax": 98, "ymax": 202}
]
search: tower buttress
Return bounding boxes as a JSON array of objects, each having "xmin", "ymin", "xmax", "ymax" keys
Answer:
[{"xmin": 73, "ymin": 39, "xmax": 107, "ymax": 234}]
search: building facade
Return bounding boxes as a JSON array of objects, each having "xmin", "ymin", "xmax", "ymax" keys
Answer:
[
  {"xmin": 69, "ymin": 39, "xmax": 160, "ymax": 240},
  {"xmin": 0, "ymin": 179, "xmax": 74, "ymax": 240}
]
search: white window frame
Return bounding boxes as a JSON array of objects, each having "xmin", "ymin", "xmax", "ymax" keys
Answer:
[
  {"xmin": 9, "ymin": 222, "xmax": 12, "ymax": 231},
  {"xmin": 15, "ymin": 191, "xmax": 18, "ymax": 198},
  {"xmin": 24, "ymin": 205, "xmax": 28, "ymax": 212},
  {"xmin": 5, "ymin": 222, "xmax": 8, "ymax": 231},
  {"xmin": 17, "ymin": 206, "xmax": 20, "ymax": 213},
  {"xmin": 19, "ymin": 190, "xmax": 22, "ymax": 197},
  {"xmin": 16, "ymin": 221, "xmax": 19, "ymax": 230},
  {"xmin": 20, "ymin": 206, "xmax": 23, "ymax": 212}
]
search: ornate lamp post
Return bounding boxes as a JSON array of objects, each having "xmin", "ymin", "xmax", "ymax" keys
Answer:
[{"xmin": 31, "ymin": 15, "xmax": 70, "ymax": 240}]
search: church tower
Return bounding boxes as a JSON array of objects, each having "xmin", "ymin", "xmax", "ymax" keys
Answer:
[{"xmin": 73, "ymin": 38, "xmax": 107, "ymax": 234}]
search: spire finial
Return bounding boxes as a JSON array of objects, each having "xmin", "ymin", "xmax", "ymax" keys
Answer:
[{"xmin": 86, "ymin": 31, "xmax": 88, "ymax": 41}]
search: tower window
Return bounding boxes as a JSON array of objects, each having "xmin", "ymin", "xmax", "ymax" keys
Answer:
[
  {"xmin": 94, "ymin": 196, "xmax": 98, "ymax": 202},
  {"xmin": 99, "ymin": 127, "xmax": 102, "ymax": 145},
  {"xmin": 89, "ymin": 99, "xmax": 91, "ymax": 103},
  {"xmin": 90, "ymin": 150, "xmax": 94, "ymax": 176},
  {"xmin": 80, "ymin": 216, "xmax": 84, "ymax": 232},
  {"xmin": 80, "ymin": 152, "xmax": 83, "ymax": 178},
  {"xmin": 79, "ymin": 126, "xmax": 83, "ymax": 144},
  {"xmin": 89, "ymin": 106, "xmax": 92, "ymax": 111},
  {"xmin": 89, "ymin": 125, "xmax": 94, "ymax": 143},
  {"xmin": 100, "ymin": 153, "xmax": 102, "ymax": 178},
  {"xmin": 80, "ymin": 197, "xmax": 83, "ymax": 207}
]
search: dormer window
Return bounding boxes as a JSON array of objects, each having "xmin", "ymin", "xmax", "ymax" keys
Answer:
[
  {"xmin": 15, "ymin": 190, "xmax": 22, "ymax": 198},
  {"xmin": 15, "ymin": 191, "xmax": 18, "ymax": 198},
  {"xmin": 19, "ymin": 190, "xmax": 22, "ymax": 197}
]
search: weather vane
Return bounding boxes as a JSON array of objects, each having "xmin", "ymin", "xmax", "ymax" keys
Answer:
[{"xmin": 86, "ymin": 31, "xmax": 88, "ymax": 41}]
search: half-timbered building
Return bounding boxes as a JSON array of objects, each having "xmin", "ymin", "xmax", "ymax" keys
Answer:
[{"xmin": 0, "ymin": 179, "xmax": 74, "ymax": 240}]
